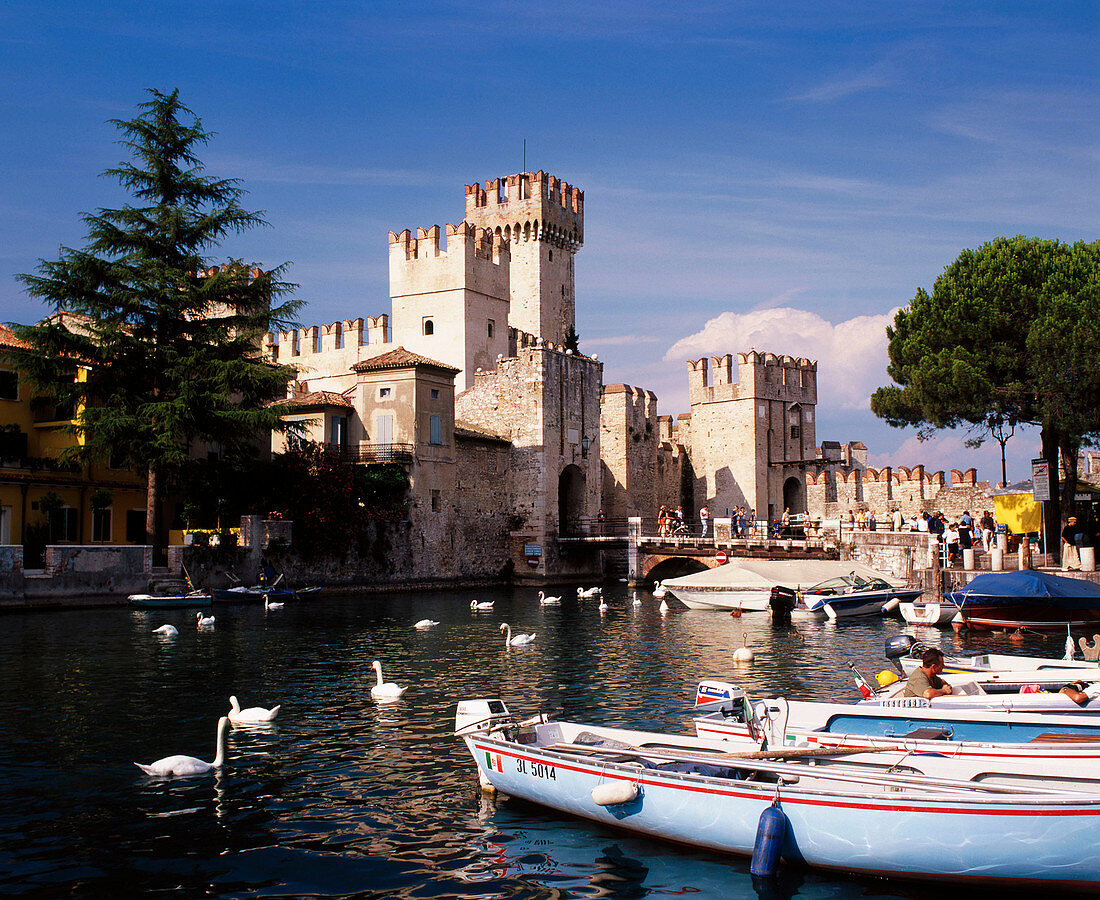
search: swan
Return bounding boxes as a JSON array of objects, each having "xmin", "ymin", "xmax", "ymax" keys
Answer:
[
  {"xmin": 632, "ymin": 592, "xmax": 641, "ymax": 606},
  {"xmin": 134, "ymin": 716, "xmax": 229, "ymax": 777},
  {"xmin": 413, "ymin": 619, "xmax": 440, "ymax": 629},
  {"xmin": 659, "ymin": 599, "xmax": 669, "ymax": 613},
  {"xmin": 598, "ymin": 598, "xmax": 609, "ymax": 612},
  {"xmin": 264, "ymin": 595, "xmax": 284, "ymax": 610},
  {"xmin": 196, "ymin": 612, "xmax": 215, "ymax": 628},
  {"xmin": 152, "ymin": 624, "xmax": 178, "ymax": 637},
  {"xmin": 652, "ymin": 581, "xmax": 667, "ymax": 598},
  {"xmin": 733, "ymin": 633, "xmax": 755, "ymax": 662},
  {"xmin": 577, "ymin": 586, "xmax": 602, "ymax": 598},
  {"xmin": 537, "ymin": 591, "xmax": 561, "ymax": 606},
  {"xmin": 370, "ymin": 660, "xmax": 407, "ymax": 701},
  {"xmin": 228, "ymin": 695, "xmax": 281, "ymax": 724},
  {"xmin": 470, "ymin": 600, "xmax": 495, "ymax": 610},
  {"xmin": 500, "ymin": 623, "xmax": 537, "ymax": 646}
]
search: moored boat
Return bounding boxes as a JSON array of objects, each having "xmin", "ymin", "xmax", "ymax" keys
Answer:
[
  {"xmin": 779, "ymin": 574, "xmax": 923, "ymax": 621},
  {"xmin": 457, "ymin": 698, "xmax": 1100, "ymax": 888},
  {"xmin": 128, "ymin": 591, "xmax": 211, "ymax": 609},
  {"xmin": 899, "ymin": 600, "xmax": 959, "ymax": 626},
  {"xmin": 948, "ymin": 570, "xmax": 1100, "ymax": 631}
]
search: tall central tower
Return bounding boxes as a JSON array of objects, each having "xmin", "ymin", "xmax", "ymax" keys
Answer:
[{"xmin": 464, "ymin": 172, "xmax": 583, "ymax": 344}]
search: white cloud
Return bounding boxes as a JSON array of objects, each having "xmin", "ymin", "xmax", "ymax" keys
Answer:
[{"xmin": 663, "ymin": 306, "xmax": 899, "ymax": 411}]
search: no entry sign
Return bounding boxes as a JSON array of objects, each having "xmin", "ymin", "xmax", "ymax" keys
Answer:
[{"xmin": 715, "ymin": 551, "xmax": 728, "ymax": 565}]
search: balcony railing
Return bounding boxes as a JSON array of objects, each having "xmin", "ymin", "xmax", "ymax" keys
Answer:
[{"xmin": 335, "ymin": 443, "xmax": 414, "ymax": 465}]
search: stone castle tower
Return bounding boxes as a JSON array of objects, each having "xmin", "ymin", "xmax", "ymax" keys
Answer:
[
  {"xmin": 686, "ymin": 351, "xmax": 817, "ymax": 522},
  {"xmin": 464, "ymin": 172, "xmax": 583, "ymax": 345}
]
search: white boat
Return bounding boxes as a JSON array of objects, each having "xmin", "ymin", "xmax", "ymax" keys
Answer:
[
  {"xmin": 691, "ymin": 682, "xmax": 1100, "ymax": 790},
  {"xmin": 885, "ymin": 633, "xmax": 1100, "ymax": 676},
  {"xmin": 457, "ymin": 698, "xmax": 1100, "ymax": 888},
  {"xmin": 781, "ymin": 574, "xmax": 923, "ymax": 621},
  {"xmin": 900, "ymin": 601, "xmax": 959, "ymax": 625},
  {"xmin": 663, "ymin": 560, "xmax": 901, "ymax": 612}
]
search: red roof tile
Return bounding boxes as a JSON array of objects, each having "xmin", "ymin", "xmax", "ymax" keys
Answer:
[{"xmin": 351, "ymin": 347, "xmax": 459, "ymax": 374}]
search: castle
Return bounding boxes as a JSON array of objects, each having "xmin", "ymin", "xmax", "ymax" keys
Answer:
[{"xmin": 262, "ymin": 171, "xmax": 984, "ymax": 582}]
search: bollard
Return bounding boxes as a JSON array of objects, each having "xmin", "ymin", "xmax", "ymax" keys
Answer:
[
  {"xmin": 997, "ymin": 533, "xmax": 1008, "ymax": 553},
  {"xmin": 962, "ymin": 548, "xmax": 975, "ymax": 570},
  {"xmin": 928, "ymin": 537, "xmax": 939, "ymax": 569},
  {"xmin": 1083, "ymin": 547, "xmax": 1096, "ymax": 572},
  {"xmin": 1019, "ymin": 537, "xmax": 1031, "ymax": 570},
  {"xmin": 990, "ymin": 548, "xmax": 1004, "ymax": 571}
]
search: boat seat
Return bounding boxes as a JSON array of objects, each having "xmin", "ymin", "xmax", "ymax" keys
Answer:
[
  {"xmin": 903, "ymin": 728, "xmax": 952, "ymax": 740},
  {"xmin": 1029, "ymin": 732, "xmax": 1100, "ymax": 744},
  {"xmin": 1079, "ymin": 635, "xmax": 1100, "ymax": 661}
]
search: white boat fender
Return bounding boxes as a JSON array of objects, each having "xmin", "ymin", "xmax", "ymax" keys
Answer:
[
  {"xmin": 881, "ymin": 597, "xmax": 901, "ymax": 613},
  {"xmin": 749, "ymin": 798, "xmax": 787, "ymax": 877},
  {"xmin": 591, "ymin": 780, "xmax": 639, "ymax": 806}
]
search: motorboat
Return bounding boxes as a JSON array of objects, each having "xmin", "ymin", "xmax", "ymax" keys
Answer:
[
  {"xmin": 128, "ymin": 591, "xmax": 211, "ymax": 609},
  {"xmin": 457, "ymin": 698, "xmax": 1100, "ymax": 888},
  {"xmin": 899, "ymin": 600, "xmax": 959, "ymax": 626},
  {"xmin": 210, "ymin": 584, "xmax": 320, "ymax": 603},
  {"xmin": 948, "ymin": 570, "xmax": 1100, "ymax": 631},
  {"xmin": 772, "ymin": 574, "xmax": 922, "ymax": 621},
  {"xmin": 691, "ymin": 682, "xmax": 1100, "ymax": 791},
  {"xmin": 663, "ymin": 559, "xmax": 901, "ymax": 612},
  {"xmin": 885, "ymin": 633, "xmax": 1100, "ymax": 676}
]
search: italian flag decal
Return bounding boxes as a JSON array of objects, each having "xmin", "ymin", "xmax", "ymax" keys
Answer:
[{"xmin": 485, "ymin": 751, "xmax": 504, "ymax": 773}]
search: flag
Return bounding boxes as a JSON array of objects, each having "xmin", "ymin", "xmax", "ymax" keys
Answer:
[
  {"xmin": 484, "ymin": 751, "xmax": 504, "ymax": 773},
  {"xmin": 849, "ymin": 664, "xmax": 874, "ymax": 699}
]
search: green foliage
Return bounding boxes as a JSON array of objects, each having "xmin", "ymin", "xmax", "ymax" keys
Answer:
[
  {"xmin": 10, "ymin": 89, "xmax": 301, "ymax": 541},
  {"xmin": 872, "ymin": 235, "xmax": 1100, "ymax": 525},
  {"xmin": 564, "ymin": 324, "xmax": 580, "ymax": 353},
  {"xmin": 264, "ymin": 441, "xmax": 410, "ymax": 557},
  {"xmin": 89, "ymin": 488, "xmax": 113, "ymax": 509},
  {"xmin": 37, "ymin": 491, "xmax": 63, "ymax": 516}
]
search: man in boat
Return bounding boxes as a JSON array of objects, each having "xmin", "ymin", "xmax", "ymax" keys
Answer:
[
  {"xmin": 1060, "ymin": 679, "xmax": 1100, "ymax": 705},
  {"xmin": 901, "ymin": 648, "xmax": 953, "ymax": 699}
]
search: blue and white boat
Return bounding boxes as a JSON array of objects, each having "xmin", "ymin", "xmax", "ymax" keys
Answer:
[
  {"xmin": 948, "ymin": 570, "xmax": 1100, "ymax": 632},
  {"xmin": 786, "ymin": 574, "xmax": 922, "ymax": 621},
  {"xmin": 457, "ymin": 698, "xmax": 1100, "ymax": 888}
]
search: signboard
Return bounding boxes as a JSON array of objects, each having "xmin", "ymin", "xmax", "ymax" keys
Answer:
[
  {"xmin": 526, "ymin": 557, "xmax": 540, "ymax": 568},
  {"xmin": 1031, "ymin": 458, "xmax": 1051, "ymax": 502},
  {"xmin": 523, "ymin": 543, "xmax": 542, "ymax": 557},
  {"xmin": 715, "ymin": 551, "xmax": 728, "ymax": 565}
]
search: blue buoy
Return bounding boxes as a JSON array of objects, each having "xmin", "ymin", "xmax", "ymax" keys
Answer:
[{"xmin": 749, "ymin": 800, "xmax": 786, "ymax": 877}]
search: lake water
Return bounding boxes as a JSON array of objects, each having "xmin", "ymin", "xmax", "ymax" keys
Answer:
[{"xmin": 0, "ymin": 586, "xmax": 1070, "ymax": 899}]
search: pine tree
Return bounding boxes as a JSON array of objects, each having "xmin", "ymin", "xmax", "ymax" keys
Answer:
[{"xmin": 13, "ymin": 89, "xmax": 301, "ymax": 547}]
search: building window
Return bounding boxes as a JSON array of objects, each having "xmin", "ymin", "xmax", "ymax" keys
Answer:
[
  {"xmin": 92, "ymin": 508, "xmax": 112, "ymax": 542},
  {"xmin": 379, "ymin": 387, "xmax": 391, "ymax": 399},
  {"xmin": 487, "ymin": 319, "xmax": 494, "ymax": 338},
  {"xmin": 430, "ymin": 415, "xmax": 443, "ymax": 445},
  {"xmin": 331, "ymin": 415, "xmax": 348, "ymax": 448},
  {"xmin": 790, "ymin": 425, "xmax": 801, "ymax": 440},
  {"xmin": 423, "ymin": 318, "xmax": 434, "ymax": 336},
  {"xmin": 49, "ymin": 507, "xmax": 78, "ymax": 543},
  {"xmin": 548, "ymin": 250, "xmax": 553, "ymax": 261},
  {"xmin": 431, "ymin": 489, "xmax": 441, "ymax": 512},
  {"xmin": 430, "ymin": 389, "xmax": 440, "ymax": 400},
  {"xmin": 0, "ymin": 370, "xmax": 17, "ymax": 400}
]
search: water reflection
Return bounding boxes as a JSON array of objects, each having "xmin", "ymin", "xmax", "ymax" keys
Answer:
[{"xmin": 0, "ymin": 586, "xmax": 1071, "ymax": 898}]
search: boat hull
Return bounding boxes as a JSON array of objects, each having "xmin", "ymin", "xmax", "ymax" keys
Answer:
[
  {"xmin": 128, "ymin": 593, "xmax": 211, "ymax": 609},
  {"xmin": 958, "ymin": 604, "xmax": 1100, "ymax": 631},
  {"xmin": 465, "ymin": 729, "xmax": 1100, "ymax": 887},
  {"xmin": 900, "ymin": 602, "xmax": 958, "ymax": 625},
  {"xmin": 666, "ymin": 588, "xmax": 771, "ymax": 611}
]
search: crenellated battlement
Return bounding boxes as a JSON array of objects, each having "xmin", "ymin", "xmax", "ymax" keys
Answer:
[
  {"xmin": 687, "ymin": 350, "xmax": 817, "ymax": 405},
  {"xmin": 263, "ymin": 314, "xmax": 388, "ymax": 362},
  {"xmin": 388, "ymin": 221, "xmax": 507, "ymax": 264},
  {"xmin": 464, "ymin": 171, "xmax": 583, "ymax": 249}
]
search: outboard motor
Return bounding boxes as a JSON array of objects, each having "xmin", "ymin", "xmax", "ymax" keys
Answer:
[
  {"xmin": 769, "ymin": 585, "xmax": 798, "ymax": 621},
  {"xmin": 884, "ymin": 634, "xmax": 920, "ymax": 675},
  {"xmin": 455, "ymin": 699, "xmax": 512, "ymax": 736}
]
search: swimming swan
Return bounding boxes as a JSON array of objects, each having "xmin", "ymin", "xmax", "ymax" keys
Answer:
[
  {"xmin": 598, "ymin": 598, "xmax": 609, "ymax": 612},
  {"xmin": 733, "ymin": 633, "xmax": 755, "ymax": 662},
  {"xmin": 414, "ymin": 619, "xmax": 440, "ymax": 629},
  {"xmin": 370, "ymin": 660, "xmax": 407, "ymax": 701},
  {"xmin": 134, "ymin": 716, "xmax": 229, "ymax": 777},
  {"xmin": 537, "ymin": 591, "xmax": 561, "ymax": 606},
  {"xmin": 577, "ymin": 586, "xmax": 602, "ymax": 598},
  {"xmin": 264, "ymin": 595, "xmax": 284, "ymax": 610},
  {"xmin": 470, "ymin": 600, "xmax": 495, "ymax": 610},
  {"xmin": 152, "ymin": 624, "xmax": 178, "ymax": 636},
  {"xmin": 228, "ymin": 695, "xmax": 281, "ymax": 724},
  {"xmin": 652, "ymin": 581, "xmax": 667, "ymax": 598},
  {"xmin": 196, "ymin": 612, "xmax": 215, "ymax": 628},
  {"xmin": 500, "ymin": 623, "xmax": 537, "ymax": 646}
]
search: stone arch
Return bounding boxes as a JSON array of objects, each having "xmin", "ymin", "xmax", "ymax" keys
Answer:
[
  {"xmin": 642, "ymin": 555, "xmax": 710, "ymax": 583},
  {"xmin": 558, "ymin": 464, "xmax": 585, "ymax": 534},
  {"xmin": 783, "ymin": 476, "xmax": 804, "ymax": 514}
]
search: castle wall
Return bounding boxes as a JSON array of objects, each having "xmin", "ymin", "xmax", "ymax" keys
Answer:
[
  {"xmin": 455, "ymin": 342, "xmax": 602, "ymax": 579},
  {"xmin": 263, "ymin": 316, "xmax": 391, "ymax": 395},
  {"xmin": 806, "ymin": 466, "xmax": 990, "ymax": 524}
]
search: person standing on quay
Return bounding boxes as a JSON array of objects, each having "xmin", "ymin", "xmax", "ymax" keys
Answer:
[
  {"xmin": 699, "ymin": 505, "xmax": 711, "ymax": 538},
  {"xmin": 1063, "ymin": 516, "xmax": 1082, "ymax": 571}
]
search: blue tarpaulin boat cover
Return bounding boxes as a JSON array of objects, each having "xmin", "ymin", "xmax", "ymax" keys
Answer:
[{"xmin": 950, "ymin": 571, "xmax": 1100, "ymax": 608}]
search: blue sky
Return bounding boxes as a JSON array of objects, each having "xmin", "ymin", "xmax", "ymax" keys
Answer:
[{"xmin": 2, "ymin": 2, "xmax": 1097, "ymax": 485}]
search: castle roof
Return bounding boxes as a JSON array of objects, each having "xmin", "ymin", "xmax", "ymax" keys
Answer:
[{"xmin": 351, "ymin": 347, "xmax": 459, "ymax": 375}]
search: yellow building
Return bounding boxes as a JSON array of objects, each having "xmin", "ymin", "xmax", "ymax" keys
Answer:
[{"xmin": 0, "ymin": 326, "xmax": 146, "ymax": 555}]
